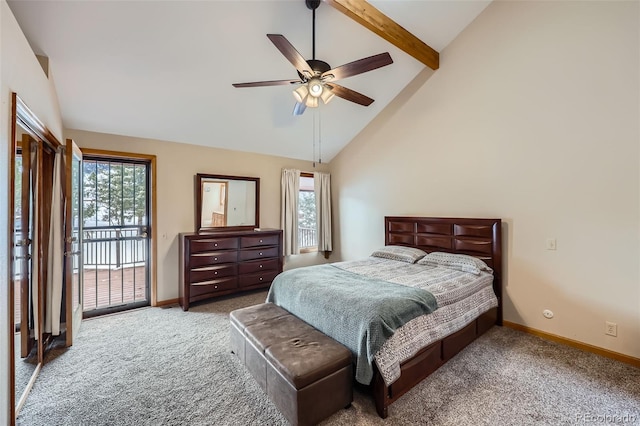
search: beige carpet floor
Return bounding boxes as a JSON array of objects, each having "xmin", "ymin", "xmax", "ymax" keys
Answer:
[{"xmin": 17, "ymin": 289, "xmax": 640, "ymax": 425}]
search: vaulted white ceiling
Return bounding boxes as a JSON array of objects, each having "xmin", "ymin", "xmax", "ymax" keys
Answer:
[{"xmin": 8, "ymin": 0, "xmax": 490, "ymax": 162}]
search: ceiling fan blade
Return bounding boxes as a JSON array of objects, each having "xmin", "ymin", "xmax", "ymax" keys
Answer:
[
  {"xmin": 267, "ymin": 34, "xmax": 314, "ymax": 77},
  {"xmin": 321, "ymin": 52, "xmax": 393, "ymax": 81},
  {"xmin": 292, "ymin": 102, "xmax": 307, "ymax": 116},
  {"xmin": 232, "ymin": 79, "xmax": 301, "ymax": 88},
  {"xmin": 325, "ymin": 83, "xmax": 374, "ymax": 106}
]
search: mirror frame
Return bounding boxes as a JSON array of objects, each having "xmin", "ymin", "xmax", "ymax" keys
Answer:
[{"xmin": 195, "ymin": 173, "xmax": 260, "ymax": 233}]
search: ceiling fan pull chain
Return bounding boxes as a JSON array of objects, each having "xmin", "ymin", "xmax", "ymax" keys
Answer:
[
  {"xmin": 312, "ymin": 109, "xmax": 317, "ymax": 167},
  {"xmin": 318, "ymin": 110, "xmax": 322, "ymax": 164}
]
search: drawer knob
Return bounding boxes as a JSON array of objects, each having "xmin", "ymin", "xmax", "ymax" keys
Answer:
[
  {"xmin": 259, "ymin": 277, "xmax": 263, "ymax": 281},
  {"xmin": 259, "ymin": 252, "xmax": 263, "ymax": 256},
  {"xmin": 214, "ymin": 271, "xmax": 218, "ymax": 275},
  {"xmin": 214, "ymin": 243, "xmax": 218, "ymax": 247},
  {"xmin": 259, "ymin": 239, "xmax": 263, "ymax": 243},
  {"xmin": 259, "ymin": 264, "xmax": 263, "ymax": 268},
  {"xmin": 214, "ymin": 285, "xmax": 218, "ymax": 289},
  {"xmin": 214, "ymin": 257, "xmax": 218, "ymax": 261}
]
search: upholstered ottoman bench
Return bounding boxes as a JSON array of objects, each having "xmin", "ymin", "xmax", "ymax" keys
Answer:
[{"xmin": 230, "ymin": 303, "xmax": 353, "ymax": 426}]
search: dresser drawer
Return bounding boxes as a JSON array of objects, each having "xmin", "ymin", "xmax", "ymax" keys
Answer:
[
  {"xmin": 190, "ymin": 277, "xmax": 238, "ymax": 297},
  {"xmin": 190, "ymin": 251, "xmax": 237, "ymax": 268},
  {"xmin": 238, "ymin": 270, "xmax": 280, "ymax": 288},
  {"xmin": 239, "ymin": 246, "xmax": 280, "ymax": 261},
  {"xmin": 190, "ymin": 264, "xmax": 238, "ymax": 283},
  {"xmin": 238, "ymin": 258, "xmax": 280, "ymax": 275},
  {"xmin": 190, "ymin": 237, "xmax": 238, "ymax": 253},
  {"xmin": 240, "ymin": 234, "xmax": 280, "ymax": 248}
]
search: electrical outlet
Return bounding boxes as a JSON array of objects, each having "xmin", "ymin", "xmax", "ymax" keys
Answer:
[
  {"xmin": 605, "ymin": 321, "xmax": 617, "ymax": 337},
  {"xmin": 546, "ymin": 238, "xmax": 557, "ymax": 250}
]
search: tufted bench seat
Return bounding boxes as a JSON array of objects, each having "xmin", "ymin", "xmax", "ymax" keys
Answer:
[{"xmin": 230, "ymin": 303, "xmax": 353, "ymax": 426}]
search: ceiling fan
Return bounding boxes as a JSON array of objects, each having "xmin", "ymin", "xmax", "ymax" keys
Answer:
[{"xmin": 232, "ymin": 0, "xmax": 393, "ymax": 116}]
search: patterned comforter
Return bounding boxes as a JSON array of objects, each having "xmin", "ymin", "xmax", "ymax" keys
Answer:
[{"xmin": 270, "ymin": 257, "xmax": 498, "ymax": 386}]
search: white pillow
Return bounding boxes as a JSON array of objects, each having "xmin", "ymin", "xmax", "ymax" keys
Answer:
[
  {"xmin": 417, "ymin": 252, "xmax": 492, "ymax": 275},
  {"xmin": 371, "ymin": 246, "xmax": 427, "ymax": 264}
]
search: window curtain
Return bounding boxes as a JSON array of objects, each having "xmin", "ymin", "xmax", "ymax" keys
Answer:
[
  {"xmin": 281, "ymin": 169, "xmax": 300, "ymax": 256},
  {"xmin": 313, "ymin": 172, "xmax": 332, "ymax": 253},
  {"xmin": 45, "ymin": 149, "xmax": 64, "ymax": 336}
]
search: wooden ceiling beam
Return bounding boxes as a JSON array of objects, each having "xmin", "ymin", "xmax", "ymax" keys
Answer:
[{"xmin": 324, "ymin": 0, "xmax": 439, "ymax": 70}]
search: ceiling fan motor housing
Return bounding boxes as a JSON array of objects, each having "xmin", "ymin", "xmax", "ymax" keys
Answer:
[{"xmin": 297, "ymin": 59, "xmax": 331, "ymax": 81}]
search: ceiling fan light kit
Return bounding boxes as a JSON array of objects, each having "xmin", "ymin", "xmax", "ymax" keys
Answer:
[
  {"xmin": 320, "ymin": 88, "xmax": 334, "ymax": 104},
  {"xmin": 232, "ymin": 0, "xmax": 393, "ymax": 115},
  {"xmin": 308, "ymin": 79, "xmax": 323, "ymax": 97},
  {"xmin": 306, "ymin": 96, "xmax": 319, "ymax": 108},
  {"xmin": 293, "ymin": 85, "xmax": 309, "ymax": 103}
]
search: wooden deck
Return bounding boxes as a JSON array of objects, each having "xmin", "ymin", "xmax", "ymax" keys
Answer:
[
  {"xmin": 83, "ymin": 266, "xmax": 147, "ymax": 311},
  {"xmin": 14, "ymin": 266, "xmax": 147, "ymax": 322}
]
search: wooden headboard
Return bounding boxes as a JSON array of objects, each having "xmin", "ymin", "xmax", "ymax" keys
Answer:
[{"xmin": 385, "ymin": 216, "xmax": 503, "ymax": 324}]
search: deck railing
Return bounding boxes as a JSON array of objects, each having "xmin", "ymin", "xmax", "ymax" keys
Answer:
[
  {"xmin": 299, "ymin": 226, "xmax": 317, "ymax": 249},
  {"xmin": 83, "ymin": 226, "xmax": 146, "ymax": 269},
  {"xmin": 83, "ymin": 226, "xmax": 148, "ymax": 312}
]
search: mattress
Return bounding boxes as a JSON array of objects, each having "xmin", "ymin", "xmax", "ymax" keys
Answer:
[{"xmin": 334, "ymin": 257, "xmax": 498, "ymax": 386}]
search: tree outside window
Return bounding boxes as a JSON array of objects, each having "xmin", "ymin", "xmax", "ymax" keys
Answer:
[
  {"xmin": 83, "ymin": 160, "xmax": 147, "ymax": 227},
  {"xmin": 298, "ymin": 174, "xmax": 317, "ymax": 250}
]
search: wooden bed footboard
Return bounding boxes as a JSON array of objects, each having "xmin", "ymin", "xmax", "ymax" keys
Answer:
[{"xmin": 372, "ymin": 308, "xmax": 498, "ymax": 418}]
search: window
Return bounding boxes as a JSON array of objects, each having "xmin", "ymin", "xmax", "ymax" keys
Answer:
[
  {"xmin": 281, "ymin": 168, "xmax": 330, "ymax": 256},
  {"xmin": 298, "ymin": 173, "xmax": 317, "ymax": 252}
]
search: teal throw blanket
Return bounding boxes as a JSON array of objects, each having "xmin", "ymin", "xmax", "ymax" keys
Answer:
[{"xmin": 266, "ymin": 264, "xmax": 438, "ymax": 385}]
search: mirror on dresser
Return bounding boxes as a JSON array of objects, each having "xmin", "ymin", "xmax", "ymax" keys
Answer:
[{"xmin": 195, "ymin": 173, "xmax": 259, "ymax": 232}]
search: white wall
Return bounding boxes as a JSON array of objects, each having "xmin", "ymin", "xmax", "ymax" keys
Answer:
[
  {"xmin": 65, "ymin": 129, "xmax": 332, "ymax": 303},
  {"xmin": 330, "ymin": 1, "xmax": 640, "ymax": 359},
  {"xmin": 1, "ymin": 0, "xmax": 64, "ymax": 422},
  {"xmin": 0, "ymin": 5, "xmax": 7, "ymax": 423}
]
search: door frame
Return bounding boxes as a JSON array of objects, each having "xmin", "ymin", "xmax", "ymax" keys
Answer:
[
  {"xmin": 9, "ymin": 93, "xmax": 63, "ymax": 422},
  {"xmin": 79, "ymin": 149, "xmax": 158, "ymax": 307}
]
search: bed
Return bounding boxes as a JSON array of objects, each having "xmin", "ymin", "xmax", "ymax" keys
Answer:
[{"xmin": 267, "ymin": 216, "xmax": 502, "ymax": 418}]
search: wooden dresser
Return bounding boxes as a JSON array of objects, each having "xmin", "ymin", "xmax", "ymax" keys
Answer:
[{"xmin": 179, "ymin": 229, "xmax": 283, "ymax": 311}]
